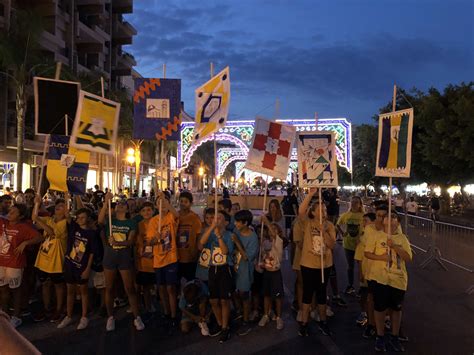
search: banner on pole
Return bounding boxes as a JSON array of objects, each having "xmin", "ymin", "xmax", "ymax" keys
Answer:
[
  {"xmin": 297, "ymin": 131, "xmax": 338, "ymax": 188},
  {"xmin": 193, "ymin": 66, "xmax": 230, "ymax": 142},
  {"xmin": 133, "ymin": 78, "xmax": 181, "ymax": 140},
  {"xmin": 34, "ymin": 77, "xmax": 80, "ymax": 135},
  {"xmin": 70, "ymin": 91, "xmax": 120, "ymax": 155},
  {"xmin": 245, "ymin": 118, "xmax": 295, "ymax": 181},
  {"xmin": 46, "ymin": 135, "xmax": 90, "ymax": 195},
  {"xmin": 375, "ymin": 108, "xmax": 414, "ymax": 178}
]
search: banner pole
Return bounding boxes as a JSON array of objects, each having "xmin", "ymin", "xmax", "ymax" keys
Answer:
[
  {"xmin": 37, "ymin": 135, "xmax": 49, "ymax": 196},
  {"xmin": 158, "ymin": 139, "xmax": 164, "ymax": 239},
  {"xmin": 65, "ymin": 114, "xmax": 68, "ymax": 136},
  {"xmin": 319, "ymin": 187, "xmax": 325, "ymax": 283},
  {"xmin": 387, "ymin": 84, "xmax": 397, "ymax": 266},
  {"xmin": 259, "ymin": 174, "xmax": 270, "ymax": 267}
]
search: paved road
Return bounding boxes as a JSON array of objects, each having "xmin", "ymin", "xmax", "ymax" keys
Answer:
[{"xmin": 16, "ymin": 206, "xmax": 474, "ymax": 354}]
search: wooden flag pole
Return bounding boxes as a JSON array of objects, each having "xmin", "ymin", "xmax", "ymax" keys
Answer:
[
  {"xmin": 210, "ymin": 62, "xmax": 219, "ymax": 219},
  {"xmin": 318, "ymin": 187, "xmax": 325, "ymax": 283},
  {"xmin": 157, "ymin": 64, "xmax": 166, "ymax": 236},
  {"xmin": 259, "ymin": 174, "xmax": 270, "ymax": 267}
]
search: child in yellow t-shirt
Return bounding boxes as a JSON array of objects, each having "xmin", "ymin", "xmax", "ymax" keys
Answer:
[
  {"xmin": 364, "ymin": 212, "xmax": 412, "ymax": 352},
  {"xmin": 354, "ymin": 212, "xmax": 376, "ymax": 335}
]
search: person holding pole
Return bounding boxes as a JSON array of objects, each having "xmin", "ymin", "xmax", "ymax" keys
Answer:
[
  {"xmin": 297, "ymin": 189, "xmax": 336, "ymax": 337},
  {"xmin": 364, "ymin": 212, "xmax": 412, "ymax": 352},
  {"xmin": 146, "ymin": 191, "xmax": 179, "ymax": 330},
  {"xmin": 98, "ymin": 192, "xmax": 144, "ymax": 332}
]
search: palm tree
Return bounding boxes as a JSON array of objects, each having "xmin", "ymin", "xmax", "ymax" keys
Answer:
[{"xmin": 0, "ymin": 8, "xmax": 43, "ymax": 191}]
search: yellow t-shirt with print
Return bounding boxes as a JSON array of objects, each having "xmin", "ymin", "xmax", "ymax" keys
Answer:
[
  {"xmin": 364, "ymin": 228, "xmax": 412, "ymax": 291},
  {"xmin": 299, "ymin": 216, "xmax": 336, "ymax": 270},
  {"xmin": 337, "ymin": 211, "xmax": 364, "ymax": 251},
  {"xmin": 354, "ymin": 231, "xmax": 369, "ymax": 287},
  {"xmin": 34, "ymin": 217, "xmax": 67, "ymax": 273}
]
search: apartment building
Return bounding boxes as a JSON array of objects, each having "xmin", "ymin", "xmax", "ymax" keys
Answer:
[{"xmin": 0, "ymin": 0, "xmax": 137, "ymax": 191}]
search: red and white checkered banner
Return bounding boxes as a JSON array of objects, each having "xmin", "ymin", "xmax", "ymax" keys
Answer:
[{"xmin": 244, "ymin": 118, "xmax": 296, "ymax": 180}]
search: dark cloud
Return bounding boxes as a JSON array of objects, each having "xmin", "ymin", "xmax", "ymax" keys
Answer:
[{"xmin": 127, "ymin": 1, "xmax": 473, "ymax": 121}]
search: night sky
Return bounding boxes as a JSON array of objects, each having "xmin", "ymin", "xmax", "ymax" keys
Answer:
[{"xmin": 126, "ymin": 0, "xmax": 473, "ymax": 124}]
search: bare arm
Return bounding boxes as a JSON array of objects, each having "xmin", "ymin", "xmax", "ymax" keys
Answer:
[
  {"xmin": 0, "ymin": 312, "xmax": 41, "ymax": 355},
  {"xmin": 215, "ymin": 228, "xmax": 229, "ymax": 255},
  {"xmin": 231, "ymin": 233, "xmax": 248, "ymax": 260},
  {"xmin": 199, "ymin": 221, "xmax": 216, "ymax": 248},
  {"xmin": 98, "ymin": 192, "xmax": 113, "ymax": 225},
  {"xmin": 364, "ymin": 251, "xmax": 389, "ymax": 261},
  {"xmin": 298, "ymin": 189, "xmax": 317, "ymax": 217}
]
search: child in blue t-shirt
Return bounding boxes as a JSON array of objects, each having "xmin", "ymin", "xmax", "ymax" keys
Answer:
[
  {"xmin": 232, "ymin": 210, "xmax": 258, "ymax": 336},
  {"xmin": 196, "ymin": 208, "xmax": 215, "ymax": 282},
  {"xmin": 199, "ymin": 210, "xmax": 234, "ymax": 343}
]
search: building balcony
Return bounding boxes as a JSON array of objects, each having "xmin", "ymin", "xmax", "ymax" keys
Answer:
[
  {"xmin": 118, "ymin": 51, "xmax": 136, "ymax": 67},
  {"xmin": 112, "ymin": 19, "xmax": 136, "ymax": 45},
  {"xmin": 76, "ymin": 0, "xmax": 106, "ymax": 6},
  {"xmin": 76, "ymin": 20, "xmax": 105, "ymax": 45},
  {"xmin": 113, "ymin": 0, "xmax": 132, "ymax": 14}
]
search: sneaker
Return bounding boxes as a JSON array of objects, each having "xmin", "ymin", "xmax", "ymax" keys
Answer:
[
  {"xmin": 332, "ymin": 295, "xmax": 347, "ymax": 307},
  {"xmin": 258, "ymin": 314, "xmax": 270, "ymax": 327},
  {"xmin": 57, "ymin": 316, "xmax": 72, "ymax": 329},
  {"xmin": 388, "ymin": 334, "xmax": 405, "ymax": 352},
  {"xmin": 269, "ymin": 310, "xmax": 277, "ymax": 321},
  {"xmin": 298, "ymin": 323, "xmax": 309, "ymax": 337},
  {"xmin": 19, "ymin": 309, "xmax": 31, "ymax": 317},
  {"xmin": 237, "ymin": 321, "xmax": 252, "ymax": 336},
  {"xmin": 249, "ymin": 310, "xmax": 259, "ymax": 322},
  {"xmin": 106, "ymin": 316, "xmax": 115, "ymax": 332},
  {"xmin": 344, "ymin": 286, "xmax": 356, "ymax": 296},
  {"xmin": 363, "ymin": 324, "xmax": 376, "ymax": 339},
  {"xmin": 32, "ymin": 311, "xmax": 46, "ymax": 322},
  {"xmin": 398, "ymin": 328, "xmax": 409, "ymax": 342},
  {"xmin": 10, "ymin": 316, "xmax": 22, "ymax": 328},
  {"xmin": 310, "ymin": 310, "xmax": 320, "ymax": 322},
  {"xmin": 50, "ymin": 310, "xmax": 63, "ymax": 323},
  {"xmin": 326, "ymin": 306, "xmax": 334, "ymax": 317},
  {"xmin": 318, "ymin": 321, "xmax": 332, "ymax": 336},
  {"xmin": 134, "ymin": 316, "xmax": 145, "ymax": 331},
  {"xmin": 126, "ymin": 307, "xmax": 132, "ymax": 313},
  {"xmin": 356, "ymin": 312, "xmax": 368, "ymax": 325},
  {"xmin": 209, "ymin": 324, "xmax": 222, "ymax": 337},
  {"xmin": 233, "ymin": 311, "xmax": 243, "ymax": 321},
  {"xmin": 276, "ymin": 317, "xmax": 284, "ymax": 330},
  {"xmin": 77, "ymin": 317, "xmax": 89, "ymax": 330},
  {"xmin": 219, "ymin": 328, "xmax": 231, "ymax": 343},
  {"xmin": 198, "ymin": 321, "xmax": 210, "ymax": 336},
  {"xmin": 375, "ymin": 336, "xmax": 387, "ymax": 352},
  {"xmin": 296, "ymin": 310, "xmax": 303, "ymax": 323}
]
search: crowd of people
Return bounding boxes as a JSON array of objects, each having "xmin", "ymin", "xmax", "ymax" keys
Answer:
[{"xmin": 0, "ymin": 185, "xmax": 413, "ymax": 352}]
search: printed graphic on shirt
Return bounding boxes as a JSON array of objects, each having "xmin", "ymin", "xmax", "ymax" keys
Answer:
[
  {"xmin": 310, "ymin": 226, "xmax": 325, "ymax": 256},
  {"xmin": 40, "ymin": 237, "xmax": 54, "ymax": 255},
  {"xmin": 141, "ymin": 245, "xmax": 154, "ymax": 259},
  {"xmin": 211, "ymin": 247, "xmax": 226, "ymax": 266},
  {"xmin": 0, "ymin": 231, "xmax": 12, "ymax": 256},
  {"xmin": 346, "ymin": 222, "xmax": 360, "ymax": 238},
  {"xmin": 199, "ymin": 248, "xmax": 211, "ymax": 267},
  {"xmin": 160, "ymin": 224, "xmax": 172, "ymax": 253},
  {"xmin": 387, "ymin": 246, "xmax": 403, "ymax": 275},
  {"xmin": 177, "ymin": 229, "xmax": 190, "ymax": 249},
  {"xmin": 70, "ymin": 238, "xmax": 86, "ymax": 263},
  {"xmin": 262, "ymin": 238, "xmax": 280, "ymax": 269}
]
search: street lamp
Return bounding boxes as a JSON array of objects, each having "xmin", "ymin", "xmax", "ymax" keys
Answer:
[{"xmin": 125, "ymin": 148, "xmax": 135, "ymax": 193}]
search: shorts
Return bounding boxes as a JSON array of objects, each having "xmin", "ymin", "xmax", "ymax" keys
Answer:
[
  {"xmin": 263, "ymin": 269, "xmax": 284, "ymax": 298},
  {"xmin": 251, "ymin": 269, "xmax": 264, "ymax": 295},
  {"xmin": 0, "ymin": 266, "xmax": 23, "ymax": 289},
  {"xmin": 64, "ymin": 264, "xmax": 88, "ymax": 285},
  {"xmin": 37, "ymin": 269, "xmax": 64, "ymax": 284},
  {"xmin": 300, "ymin": 266, "xmax": 330, "ymax": 305},
  {"xmin": 178, "ymin": 262, "xmax": 197, "ymax": 282},
  {"xmin": 208, "ymin": 265, "xmax": 234, "ymax": 300},
  {"xmin": 136, "ymin": 271, "xmax": 156, "ymax": 286},
  {"xmin": 372, "ymin": 282, "xmax": 405, "ymax": 312},
  {"xmin": 103, "ymin": 248, "xmax": 134, "ymax": 271},
  {"xmin": 155, "ymin": 262, "xmax": 179, "ymax": 286}
]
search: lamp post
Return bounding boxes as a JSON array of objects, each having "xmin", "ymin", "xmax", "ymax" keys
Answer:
[
  {"xmin": 126, "ymin": 147, "xmax": 135, "ymax": 194},
  {"xmin": 198, "ymin": 166, "xmax": 204, "ymax": 192}
]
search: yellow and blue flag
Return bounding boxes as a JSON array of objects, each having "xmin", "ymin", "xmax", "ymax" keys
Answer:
[
  {"xmin": 193, "ymin": 67, "xmax": 230, "ymax": 143},
  {"xmin": 70, "ymin": 91, "xmax": 120, "ymax": 155},
  {"xmin": 375, "ymin": 108, "xmax": 414, "ymax": 178},
  {"xmin": 46, "ymin": 135, "xmax": 90, "ymax": 195}
]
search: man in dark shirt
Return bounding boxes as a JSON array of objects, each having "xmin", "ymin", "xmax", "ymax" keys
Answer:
[{"xmin": 92, "ymin": 185, "xmax": 105, "ymax": 209}]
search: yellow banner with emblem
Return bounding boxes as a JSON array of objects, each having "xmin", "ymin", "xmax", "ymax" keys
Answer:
[{"xmin": 70, "ymin": 91, "xmax": 120, "ymax": 155}]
